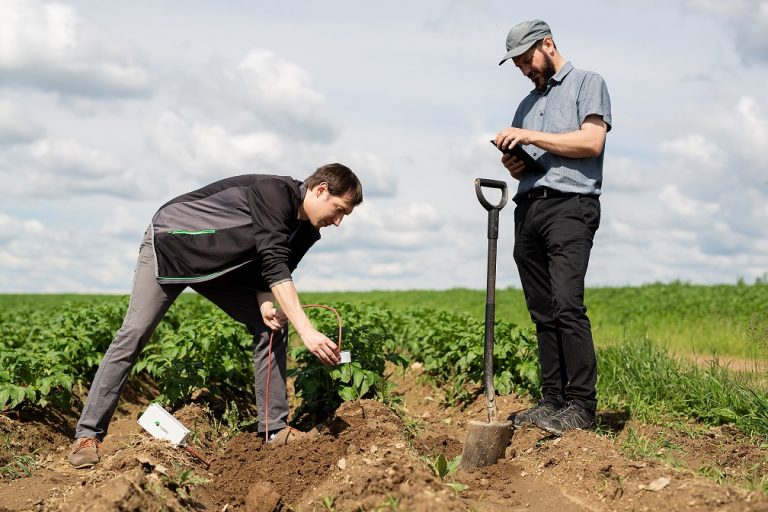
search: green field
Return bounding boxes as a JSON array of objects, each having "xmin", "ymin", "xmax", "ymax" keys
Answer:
[
  {"xmin": 305, "ymin": 282, "xmax": 768, "ymax": 359},
  {"xmin": 1, "ymin": 282, "xmax": 768, "ymax": 442},
  {"xmin": 3, "ymin": 282, "xmax": 767, "ymax": 359}
]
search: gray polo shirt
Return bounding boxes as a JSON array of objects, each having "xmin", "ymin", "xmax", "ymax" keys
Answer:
[{"xmin": 512, "ymin": 61, "xmax": 612, "ymax": 199}]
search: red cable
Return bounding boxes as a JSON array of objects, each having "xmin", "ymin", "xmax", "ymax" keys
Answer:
[
  {"xmin": 184, "ymin": 444, "xmax": 211, "ymax": 467},
  {"xmin": 264, "ymin": 304, "xmax": 342, "ymax": 442}
]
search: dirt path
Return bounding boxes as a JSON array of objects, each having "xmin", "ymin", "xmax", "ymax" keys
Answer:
[
  {"xmin": 1, "ymin": 366, "xmax": 767, "ymax": 511},
  {"xmin": 686, "ymin": 353, "xmax": 766, "ymax": 374}
]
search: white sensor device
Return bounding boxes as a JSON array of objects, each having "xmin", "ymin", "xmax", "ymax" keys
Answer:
[{"xmin": 137, "ymin": 403, "xmax": 191, "ymax": 447}]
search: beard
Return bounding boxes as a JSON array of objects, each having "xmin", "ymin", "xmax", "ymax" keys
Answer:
[{"xmin": 529, "ymin": 54, "xmax": 556, "ymax": 91}]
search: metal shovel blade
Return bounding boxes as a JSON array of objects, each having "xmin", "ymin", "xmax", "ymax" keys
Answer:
[{"xmin": 461, "ymin": 419, "xmax": 514, "ymax": 469}]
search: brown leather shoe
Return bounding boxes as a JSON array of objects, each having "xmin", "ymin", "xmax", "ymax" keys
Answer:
[
  {"xmin": 68, "ymin": 437, "xmax": 101, "ymax": 468},
  {"xmin": 268, "ymin": 426, "xmax": 307, "ymax": 447}
]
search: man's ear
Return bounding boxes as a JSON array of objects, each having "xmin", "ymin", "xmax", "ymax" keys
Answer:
[{"xmin": 314, "ymin": 182, "xmax": 329, "ymax": 197}]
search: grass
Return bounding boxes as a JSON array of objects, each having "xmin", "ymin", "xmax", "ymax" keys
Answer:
[
  {"xmin": 598, "ymin": 337, "xmax": 768, "ymax": 440},
  {"xmin": 620, "ymin": 426, "xmax": 685, "ymax": 467},
  {"xmin": 0, "ymin": 454, "xmax": 35, "ymax": 480}
]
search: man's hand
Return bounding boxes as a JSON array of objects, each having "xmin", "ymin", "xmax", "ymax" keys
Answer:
[
  {"xmin": 300, "ymin": 328, "xmax": 340, "ymax": 366},
  {"xmin": 259, "ymin": 301, "xmax": 288, "ymax": 331},
  {"xmin": 501, "ymin": 153, "xmax": 525, "ymax": 180},
  {"xmin": 495, "ymin": 127, "xmax": 531, "ymax": 151},
  {"xmin": 270, "ymin": 280, "xmax": 340, "ymax": 366},
  {"xmin": 495, "ymin": 127, "xmax": 532, "ymax": 180}
]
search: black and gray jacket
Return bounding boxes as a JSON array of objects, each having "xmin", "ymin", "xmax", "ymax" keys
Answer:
[{"xmin": 151, "ymin": 174, "xmax": 320, "ymax": 289}]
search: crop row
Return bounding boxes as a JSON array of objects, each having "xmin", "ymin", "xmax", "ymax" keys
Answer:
[{"xmin": 0, "ymin": 296, "xmax": 539, "ymax": 416}]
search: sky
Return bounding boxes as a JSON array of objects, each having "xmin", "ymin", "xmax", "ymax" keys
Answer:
[{"xmin": 1, "ymin": 0, "xmax": 767, "ymax": 293}]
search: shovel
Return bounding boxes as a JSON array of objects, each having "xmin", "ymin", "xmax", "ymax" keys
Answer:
[{"xmin": 461, "ymin": 178, "xmax": 514, "ymax": 469}]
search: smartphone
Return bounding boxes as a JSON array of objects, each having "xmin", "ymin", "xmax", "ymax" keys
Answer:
[{"xmin": 490, "ymin": 140, "xmax": 543, "ymax": 172}]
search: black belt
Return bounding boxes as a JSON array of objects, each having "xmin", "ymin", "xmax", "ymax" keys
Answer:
[{"xmin": 517, "ymin": 187, "xmax": 574, "ymax": 202}]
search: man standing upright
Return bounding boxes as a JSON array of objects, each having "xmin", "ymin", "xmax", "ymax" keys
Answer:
[{"xmin": 494, "ymin": 20, "xmax": 612, "ymax": 435}]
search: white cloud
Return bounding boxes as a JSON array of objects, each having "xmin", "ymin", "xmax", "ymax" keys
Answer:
[
  {"xmin": 0, "ymin": 211, "xmax": 138, "ymax": 292},
  {"xmin": 148, "ymin": 47, "xmax": 354, "ymax": 184},
  {"xmin": 316, "ymin": 200, "xmax": 445, "ymax": 253},
  {"xmin": 150, "ymin": 110, "xmax": 285, "ymax": 178},
  {"xmin": 685, "ymin": 0, "xmax": 768, "ymax": 65},
  {"xmin": 234, "ymin": 49, "xmax": 336, "ymax": 139},
  {"xmin": 0, "ymin": 211, "xmax": 43, "ymax": 245},
  {"xmin": 0, "ymin": 0, "xmax": 152, "ymax": 98},
  {"xmin": 605, "ymin": 156, "xmax": 654, "ymax": 192},
  {"xmin": 177, "ymin": 48, "xmax": 338, "ymax": 143},
  {"xmin": 453, "ymin": 134, "xmax": 505, "ymax": 176},
  {"xmin": 100, "ymin": 205, "xmax": 149, "ymax": 241},
  {"xmin": 659, "ymin": 134, "xmax": 727, "ymax": 169},
  {"xmin": 659, "ymin": 184, "xmax": 720, "ymax": 219},
  {"xmin": 0, "ymin": 138, "xmax": 145, "ymax": 198},
  {"xmin": 326, "ymin": 152, "xmax": 397, "ymax": 198},
  {"xmin": 0, "ymin": 101, "xmax": 45, "ymax": 144}
]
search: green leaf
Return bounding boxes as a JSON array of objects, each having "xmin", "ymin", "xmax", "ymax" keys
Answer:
[
  {"xmin": 338, "ymin": 386, "xmax": 358, "ymax": 402},
  {"xmin": 352, "ymin": 369, "xmax": 364, "ymax": 389},
  {"xmin": 712, "ymin": 407, "xmax": 738, "ymax": 423},
  {"xmin": 446, "ymin": 455, "xmax": 462, "ymax": 476},
  {"xmin": 433, "ymin": 453, "xmax": 448, "ymax": 479},
  {"xmin": 0, "ymin": 387, "xmax": 10, "ymax": 409},
  {"xmin": 446, "ymin": 482, "xmax": 468, "ymax": 493},
  {"xmin": 10, "ymin": 386, "xmax": 26, "ymax": 409}
]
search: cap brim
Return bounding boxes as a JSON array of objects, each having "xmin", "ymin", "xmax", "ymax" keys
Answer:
[{"xmin": 498, "ymin": 40, "xmax": 537, "ymax": 66}]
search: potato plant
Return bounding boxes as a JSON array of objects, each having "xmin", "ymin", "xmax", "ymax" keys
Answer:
[{"xmin": 289, "ymin": 303, "xmax": 407, "ymax": 426}]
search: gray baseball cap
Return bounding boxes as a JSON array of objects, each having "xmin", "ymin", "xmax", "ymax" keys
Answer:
[{"xmin": 499, "ymin": 19, "xmax": 552, "ymax": 66}]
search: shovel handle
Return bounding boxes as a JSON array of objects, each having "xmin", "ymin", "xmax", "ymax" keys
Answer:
[{"xmin": 474, "ymin": 178, "xmax": 508, "ymax": 211}]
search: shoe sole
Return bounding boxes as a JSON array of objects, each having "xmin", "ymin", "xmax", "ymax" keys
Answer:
[
  {"xmin": 536, "ymin": 422, "xmax": 595, "ymax": 437},
  {"xmin": 70, "ymin": 461, "xmax": 97, "ymax": 469},
  {"xmin": 537, "ymin": 424, "xmax": 566, "ymax": 436}
]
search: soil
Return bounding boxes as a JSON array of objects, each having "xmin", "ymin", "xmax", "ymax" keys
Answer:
[{"xmin": 1, "ymin": 365, "xmax": 767, "ymax": 511}]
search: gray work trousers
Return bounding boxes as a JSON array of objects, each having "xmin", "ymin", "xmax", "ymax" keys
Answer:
[{"xmin": 75, "ymin": 229, "xmax": 288, "ymax": 440}]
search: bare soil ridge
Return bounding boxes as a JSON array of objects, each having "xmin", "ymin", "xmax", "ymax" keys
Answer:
[{"xmin": 0, "ymin": 366, "xmax": 767, "ymax": 511}]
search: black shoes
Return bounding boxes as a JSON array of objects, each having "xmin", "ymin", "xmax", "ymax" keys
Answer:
[
  {"xmin": 510, "ymin": 400, "xmax": 562, "ymax": 427},
  {"xmin": 534, "ymin": 401, "xmax": 595, "ymax": 436}
]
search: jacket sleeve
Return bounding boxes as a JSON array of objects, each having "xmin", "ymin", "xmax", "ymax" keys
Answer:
[{"xmin": 248, "ymin": 178, "xmax": 297, "ymax": 288}]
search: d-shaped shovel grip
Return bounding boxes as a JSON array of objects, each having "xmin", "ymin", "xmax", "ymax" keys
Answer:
[
  {"xmin": 474, "ymin": 178, "xmax": 508, "ymax": 240},
  {"xmin": 474, "ymin": 178, "xmax": 508, "ymax": 212}
]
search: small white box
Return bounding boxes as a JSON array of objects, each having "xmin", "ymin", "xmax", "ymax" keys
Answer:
[
  {"xmin": 339, "ymin": 350, "xmax": 352, "ymax": 364},
  {"xmin": 137, "ymin": 403, "xmax": 190, "ymax": 447}
]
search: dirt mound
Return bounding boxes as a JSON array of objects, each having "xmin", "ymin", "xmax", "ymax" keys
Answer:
[
  {"xmin": 206, "ymin": 399, "xmax": 465, "ymax": 511},
  {"xmin": 477, "ymin": 426, "xmax": 767, "ymax": 512}
]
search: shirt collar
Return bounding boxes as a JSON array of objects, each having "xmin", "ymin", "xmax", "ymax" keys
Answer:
[{"xmin": 532, "ymin": 61, "xmax": 574, "ymax": 95}]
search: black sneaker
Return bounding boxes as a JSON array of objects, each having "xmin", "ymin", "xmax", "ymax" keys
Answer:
[
  {"xmin": 510, "ymin": 400, "xmax": 562, "ymax": 427},
  {"xmin": 534, "ymin": 402, "xmax": 595, "ymax": 436}
]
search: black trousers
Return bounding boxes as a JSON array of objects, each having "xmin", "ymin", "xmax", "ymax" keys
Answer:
[{"xmin": 513, "ymin": 193, "xmax": 600, "ymax": 412}]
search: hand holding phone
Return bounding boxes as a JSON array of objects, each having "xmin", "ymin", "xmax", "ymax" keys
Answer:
[{"xmin": 490, "ymin": 140, "xmax": 543, "ymax": 173}]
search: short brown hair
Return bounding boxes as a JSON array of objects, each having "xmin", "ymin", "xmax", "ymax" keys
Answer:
[{"xmin": 304, "ymin": 163, "xmax": 363, "ymax": 206}]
